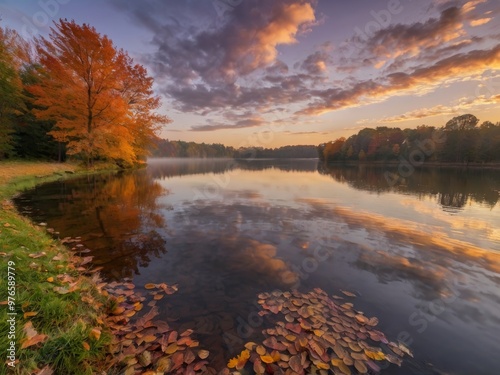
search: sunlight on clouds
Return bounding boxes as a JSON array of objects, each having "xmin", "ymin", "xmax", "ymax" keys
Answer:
[
  {"xmin": 470, "ymin": 18, "xmax": 493, "ymax": 27},
  {"xmin": 462, "ymin": 0, "xmax": 488, "ymax": 14},
  {"xmin": 253, "ymin": 2, "xmax": 315, "ymax": 69},
  {"xmin": 371, "ymin": 94, "xmax": 500, "ymax": 123}
]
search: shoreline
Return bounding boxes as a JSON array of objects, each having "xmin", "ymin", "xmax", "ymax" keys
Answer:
[{"xmin": 0, "ymin": 160, "xmax": 119, "ymax": 375}]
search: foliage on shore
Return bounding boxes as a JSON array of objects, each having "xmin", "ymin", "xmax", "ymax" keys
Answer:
[{"xmin": 319, "ymin": 114, "xmax": 500, "ymax": 164}]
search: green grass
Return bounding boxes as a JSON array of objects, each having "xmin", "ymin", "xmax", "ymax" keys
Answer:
[{"xmin": 0, "ymin": 161, "xmax": 118, "ymax": 375}]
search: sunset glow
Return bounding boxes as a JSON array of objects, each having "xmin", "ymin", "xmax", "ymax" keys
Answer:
[{"xmin": 1, "ymin": 0, "xmax": 499, "ymax": 147}]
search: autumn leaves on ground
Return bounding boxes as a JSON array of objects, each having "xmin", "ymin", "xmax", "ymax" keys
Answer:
[{"xmin": 0, "ymin": 162, "xmax": 111, "ymax": 375}]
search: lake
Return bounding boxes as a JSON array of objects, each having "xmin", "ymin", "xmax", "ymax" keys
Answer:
[{"xmin": 14, "ymin": 158, "xmax": 500, "ymax": 374}]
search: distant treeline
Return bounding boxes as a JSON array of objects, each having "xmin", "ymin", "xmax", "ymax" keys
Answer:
[
  {"xmin": 151, "ymin": 139, "xmax": 235, "ymax": 158},
  {"xmin": 151, "ymin": 139, "xmax": 318, "ymax": 159},
  {"xmin": 318, "ymin": 114, "xmax": 500, "ymax": 164}
]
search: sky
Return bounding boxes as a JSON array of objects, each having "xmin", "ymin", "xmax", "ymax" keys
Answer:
[{"xmin": 1, "ymin": 0, "xmax": 499, "ymax": 148}]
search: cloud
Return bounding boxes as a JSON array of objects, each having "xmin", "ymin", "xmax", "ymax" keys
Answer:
[
  {"xmin": 299, "ymin": 50, "xmax": 332, "ymax": 74},
  {"xmin": 283, "ymin": 130, "xmax": 328, "ymax": 135},
  {"xmin": 298, "ymin": 44, "xmax": 500, "ymax": 116},
  {"xmin": 470, "ymin": 17, "xmax": 492, "ymax": 26},
  {"xmin": 133, "ymin": 0, "xmax": 316, "ymax": 85},
  {"xmin": 369, "ymin": 94, "xmax": 500, "ymax": 123},
  {"xmin": 191, "ymin": 117, "xmax": 265, "ymax": 131},
  {"xmin": 111, "ymin": 0, "xmax": 499, "ymax": 131},
  {"xmin": 351, "ymin": 6, "xmax": 465, "ymax": 62}
]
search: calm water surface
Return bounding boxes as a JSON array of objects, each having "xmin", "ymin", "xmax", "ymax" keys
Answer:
[{"xmin": 14, "ymin": 159, "xmax": 500, "ymax": 374}]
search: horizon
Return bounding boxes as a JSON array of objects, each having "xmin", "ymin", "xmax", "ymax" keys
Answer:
[{"xmin": 1, "ymin": 0, "xmax": 499, "ymax": 148}]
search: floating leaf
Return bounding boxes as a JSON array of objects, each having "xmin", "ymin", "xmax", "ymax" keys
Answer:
[
  {"xmin": 198, "ymin": 349, "xmax": 209, "ymax": 359},
  {"xmin": 156, "ymin": 357, "xmax": 172, "ymax": 372},
  {"xmin": 144, "ymin": 283, "xmax": 156, "ymax": 289},
  {"xmin": 112, "ymin": 306, "xmax": 125, "ymax": 315},
  {"xmin": 164, "ymin": 343, "xmax": 178, "ymax": 354},
  {"xmin": 365, "ymin": 350, "xmax": 385, "ymax": 361},
  {"xmin": 142, "ymin": 335, "xmax": 157, "ymax": 343},
  {"xmin": 341, "ymin": 290, "xmax": 356, "ymax": 297},
  {"xmin": 244, "ymin": 342, "xmax": 257, "ymax": 350},
  {"xmin": 260, "ymin": 354, "xmax": 275, "ymax": 364}
]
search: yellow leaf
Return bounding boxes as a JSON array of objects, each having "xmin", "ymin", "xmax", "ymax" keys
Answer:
[
  {"xmin": 365, "ymin": 350, "xmax": 385, "ymax": 361},
  {"xmin": 227, "ymin": 357, "xmax": 238, "ymax": 369},
  {"xmin": 112, "ymin": 306, "xmax": 125, "ymax": 315},
  {"xmin": 47, "ymin": 277, "xmax": 54, "ymax": 282},
  {"xmin": 134, "ymin": 302, "xmax": 143, "ymax": 311},
  {"xmin": 82, "ymin": 341, "xmax": 90, "ymax": 351},
  {"xmin": 23, "ymin": 312, "xmax": 38, "ymax": 318},
  {"xmin": 144, "ymin": 283, "xmax": 156, "ymax": 289},
  {"xmin": 317, "ymin": 362, "xmax": 330, "ymax": 370},
  {"xmin": 227, "ymin": 349, "xmax": 250, "ymax": 370},
  {"xmin": 240, "ymin": 349, "xmax": 250, "ymax": 360},
  {"xmin": 164, "ymin": 343, "xmax": 178, "ymax": 354},
  {"xmin": 260, "ymin": 355, "xmax": 275, "ymax": 364},
  {"xmin": 89, "ymin": 327, "xmax": 101, "ymax": 341}
]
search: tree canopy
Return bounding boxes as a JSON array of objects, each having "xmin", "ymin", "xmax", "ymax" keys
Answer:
[
  {"xmin": 23, "ymin": 20, "xmax": 169, "ymax": 165},
  {"xmin": 319, "ymin": 115, "xmax": 500, "ymax": 164}
]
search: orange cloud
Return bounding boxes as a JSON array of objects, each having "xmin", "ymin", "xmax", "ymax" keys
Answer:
[
  {"xmin": 298, "ymin": 44, "xmax": 500, "ymax": 116},
  {"xmin": 470, "ymin": 17, "xmax": 492, "ymax": 26},
  {"xmin": 462, "ymin": 0, "xmax": 488, "ymax": 13},
  {"xmin": 225, "ymin": 2, "xmax": 315, "ymax": 76}
]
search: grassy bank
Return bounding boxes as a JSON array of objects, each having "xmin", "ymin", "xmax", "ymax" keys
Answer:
[{"xmin": 0, "ymin": 161, "xmax": 117, "ymax": 375}]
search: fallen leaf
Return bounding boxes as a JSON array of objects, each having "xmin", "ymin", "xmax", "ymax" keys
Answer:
[
  {"xmin": 82, "ymin": 341, "xmax": 90, "ymax": 351},
  {"xmin": 89, "ymin": 327, "xmax": 101, "ymax": 340},
  {"xmin": 21, "ymin": 334, "xmax": 47, "ymax": 349}
]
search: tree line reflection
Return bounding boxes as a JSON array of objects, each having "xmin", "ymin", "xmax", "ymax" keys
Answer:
[{"xmin": 318, "ymin": 163, "xmax": 499, "ymax": 210}]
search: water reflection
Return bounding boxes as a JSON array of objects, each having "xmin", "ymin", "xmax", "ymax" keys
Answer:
[
  {"xmin": 14, "ymin": 170, "xmax": 167, "ymax": 279},
  {"xmin": 318, "ymin": 163, "xmax": 500, "ymax": 210},
  {"xmin": 13, "ymin": 159, "xmax": 500, "ymax": 375}
]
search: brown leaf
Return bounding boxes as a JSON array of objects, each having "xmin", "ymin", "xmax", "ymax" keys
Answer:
[
  {"xmin": 184, "ymin": 349, "xmax": 196, "ymax": 364},
  {"xmin": 82, "ymin": 341, "xmax": 90, "ymax": 351},
  {"xmin": 198, "ymin": 349, "xmax": 209, "ymax": 359},
  {"xmin": 21, "ymin": 334, "xmax": 47, "ymax": 349},
  {"xmin": 38, "ymin": 366, "xmax": 54, "ymax": 375},
  {"xmin": 142, "ymin": 334, "xmax": 157, "ymax": 343},
  {"xmin": 23, "ymin": 321, "xmax": 38, "ymax": 340}
]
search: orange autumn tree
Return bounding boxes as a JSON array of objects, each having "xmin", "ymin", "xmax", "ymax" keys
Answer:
[{"xmin": 29, "ymin": 19, "xmax": 170, "ymax": 166}]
